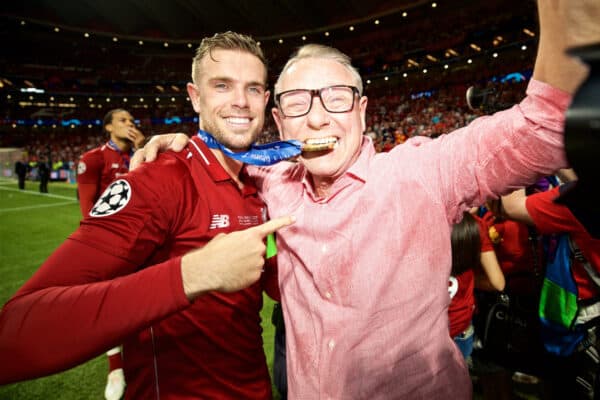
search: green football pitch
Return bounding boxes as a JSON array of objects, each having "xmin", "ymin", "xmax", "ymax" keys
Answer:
[{"xmin": 0, "ymin": 177, "xmax": 279, "ymax": 399}]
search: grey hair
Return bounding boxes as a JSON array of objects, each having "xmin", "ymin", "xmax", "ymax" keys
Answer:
[{"xmin": 274, "ymin": 44, "xmax": 363, "ymax": 95}]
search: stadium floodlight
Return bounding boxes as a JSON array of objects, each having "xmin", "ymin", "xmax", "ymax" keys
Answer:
[{"xmin": 20, "ymin": 88, "xmax": 44, "ymax": 93}]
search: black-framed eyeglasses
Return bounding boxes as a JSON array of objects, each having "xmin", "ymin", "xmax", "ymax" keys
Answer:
[{"xmin": 275, "ymin": 85, "xmax": 359, "ymax": 118}]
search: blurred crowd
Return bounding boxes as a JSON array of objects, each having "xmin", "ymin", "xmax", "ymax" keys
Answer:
[{"xmin": 1, "ymin": 78, "xmax": 529, "ymax": 180}]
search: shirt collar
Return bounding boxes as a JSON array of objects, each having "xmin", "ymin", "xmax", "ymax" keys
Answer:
[
  {"xmin": 299, "ymin": 135, "xmax": 374, "ymax": 201},
  {"xmin": 346, "ymin": 135, "xmax": 375, "ymax": 182},
  {"xmin": 190, "ymin": 136, "xmax": 257, "ymax": 196}
]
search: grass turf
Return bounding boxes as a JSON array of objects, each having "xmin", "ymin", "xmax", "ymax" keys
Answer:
[{"xmin": 0, "ymin": 177, "xmax": 280, "ymax": 399}]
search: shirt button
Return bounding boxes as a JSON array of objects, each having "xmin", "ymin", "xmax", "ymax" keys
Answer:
[
  {"xmin": 325, "ymin": 291, "xmax": 332, "ymax": 299},
  {"xmin": 321, "ymin": 244, "xmax": 328, "ymax": 253},
  {"xmin": 328, "ymin": 339, "xmax": 335, "ymax": 350}
]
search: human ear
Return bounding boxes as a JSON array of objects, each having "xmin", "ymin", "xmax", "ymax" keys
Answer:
[{"xmin": 187, "ymin": 83, "xmax": 202, "ymax": 114}]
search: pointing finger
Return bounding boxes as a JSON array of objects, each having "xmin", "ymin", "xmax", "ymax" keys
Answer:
[{"xmin": 250, "ymin": 216, "xmax": 295, "ymax": 238}]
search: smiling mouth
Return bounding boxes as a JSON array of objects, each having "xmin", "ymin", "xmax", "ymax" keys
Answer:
[
  {"xmin": 302, "ymin": 137, "xmax": 338, "ymax": 152},
  {"xmin": 226, "ymin": 117, "xmax": 252, "ymax": 125}
]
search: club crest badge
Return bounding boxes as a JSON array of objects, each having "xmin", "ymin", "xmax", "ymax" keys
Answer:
[{"xmin": 90, "ymin": 179, "xmax": 132, "ymax": 217}]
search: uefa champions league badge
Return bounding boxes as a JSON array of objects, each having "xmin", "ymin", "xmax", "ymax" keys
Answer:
[
  {"xmin": 77, "ymin": 161, "xmax": 87, "ymax": 175},
  {"xmin": 90, "ymin": 179, "xmax": 132, "ymax": 217}
]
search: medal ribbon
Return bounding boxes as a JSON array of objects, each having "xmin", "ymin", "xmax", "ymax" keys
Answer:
[
  {"xmin": 197, "ymin": 130, "xmax": 302, "ymax": 166},
  {"xmin": 107, "ymin": 140, "xmax": 134, "ymax": 169},
  {"xmin": 197, "ymin": 130, "xmax": 293, "ymax": 256}
]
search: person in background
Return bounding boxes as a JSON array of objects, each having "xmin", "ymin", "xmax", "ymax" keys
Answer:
[
  {"xmin": 14, "ymin": 155, "xmax": 29, "ymax": 190},
  {"xmin": 449, "ymin": 211, "xmax": 505, "ymax": 361},
  {"xmin": 0, "ymin": 31, "xmax": 293, "ymax": 399},
  {"xmin": 77, "ymin": 108, "xmax": 145, "ymax": 216},
  {"xmin": 37, "ymin": 155, "xmax": 50, "ymax": 194},
  {"xmin": 76, "ymin": 108, "xmax": 145, "ymax": 400},
  {"xmin": 480, "ymin": 196, "xmax": 540, "ymax": 296},
  {"xmin": 473, "ymin": 209, "xmax": 507, "ymax": 293},
  {"xmin": 501, "ymin": 175, "xmax": 600, "ymax": 399}
]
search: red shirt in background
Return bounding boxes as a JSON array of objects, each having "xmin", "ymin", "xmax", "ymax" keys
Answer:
[
  {"xmin": 481, "ymin": 211, "xmax": 536, "ymax": 295},
  {"xmin": 448, "ymin": 216, "xmax": 494, "ymax": 337},
  {"xmin": 449, "ymin": 270, "xmax": 475, "ymax": 337},
  {"xmin": 527, "ymin": 186, "xmax": 600, "ymax": 299},
  {"xmin": 77, "ymin": 142, "xmax": 132, "ymax": 216}
]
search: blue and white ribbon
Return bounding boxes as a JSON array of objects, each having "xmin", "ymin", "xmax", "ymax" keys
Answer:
[{"xmin": 197, "ymin": 130, "xmax": 302, "ymax": 166}]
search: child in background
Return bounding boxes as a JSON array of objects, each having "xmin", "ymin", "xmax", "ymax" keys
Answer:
[{"xmin": 449, "ymin": 211, "xmax": 505, "ymax": 360}]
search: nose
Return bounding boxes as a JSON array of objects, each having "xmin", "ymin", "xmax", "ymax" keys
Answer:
[
  {"xmin": 232, "ymin": 86, "xmax": 249, "ymax": 109},
  {"xmin": 306, "ymin": 96, "xmax": 330, "ymax": 128}
]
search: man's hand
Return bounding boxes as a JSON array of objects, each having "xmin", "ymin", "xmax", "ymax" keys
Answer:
[
  {"xmin": 127, "ymin": 127, "xmax": 146, "ymax": 150},
  {"xmin": 562, "ymin": 0, "xmax": 600, "ymax": 49},
  {"xmin": 130, "ymin": 133, "xmax": 190, "ymax": 170},
  {"xmin": 534, "ymin": 0, "xmax": 600, "ymax": 94},
  {"xmin": 181, "ymin": 216, "xmax": 295, "ymax": 300}
]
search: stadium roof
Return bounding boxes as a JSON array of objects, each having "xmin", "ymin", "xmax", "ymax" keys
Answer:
[{"xmin": 2, "ymin": 0, "xmax": 433, "ymax": 41}]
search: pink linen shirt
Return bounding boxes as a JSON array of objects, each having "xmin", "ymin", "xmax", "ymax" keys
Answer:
[{"xmin": 250, "ymin": 79, "xmax": 571, "ymax": 399}]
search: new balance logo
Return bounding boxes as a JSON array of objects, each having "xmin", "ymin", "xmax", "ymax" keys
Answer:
[{"xmin": 209, "ymin": 214, "xmax": 230, "ymax": 229}]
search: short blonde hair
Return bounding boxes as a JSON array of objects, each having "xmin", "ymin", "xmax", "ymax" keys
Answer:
[
  {"xmin": 274, "ymin": 44, "xmax": 363, "ymax": 95},
  {"xmin": 191, "ymin": 31, "xmax": 267, "ymax": 84}
]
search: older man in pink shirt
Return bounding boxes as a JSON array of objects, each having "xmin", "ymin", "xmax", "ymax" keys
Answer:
[
  {"xmin": 252, "ymin": 69, "xmax": 569, "ymax": 398},
  {"xmin": 136, "ymin": 0, "xmax": 599, "ymax": 397},
  {"xmin": 253, "ymin": 2, "xmax": 597, "ymax": 397}
]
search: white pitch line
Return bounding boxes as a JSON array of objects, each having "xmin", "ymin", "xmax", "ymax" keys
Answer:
[
  {"xmin": 0, "ymin": 200, "xmax": 78, "ymax": 213},
  {"xmin": 0, "ymin": 186, "xmax": 76, "ymax": 201}
]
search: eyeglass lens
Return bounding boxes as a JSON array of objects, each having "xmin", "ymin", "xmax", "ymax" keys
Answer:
[{"xmin": 279, "ymin": 86, "xmax": 356, "ymax": 117}]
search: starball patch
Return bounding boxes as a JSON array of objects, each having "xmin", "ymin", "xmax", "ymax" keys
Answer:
[{"xmin": 90, "ymin": 179, "xmax": 132, "ymax": 217}]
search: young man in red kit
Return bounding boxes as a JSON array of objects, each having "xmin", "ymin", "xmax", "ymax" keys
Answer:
[
  {"xmin": 77, "ymin": 108, "xmax": 145, "ymax": 216},
  {"xmin": 134, "ymin": 1, "xmax": 599, "ymax": 397},
  {"xmin": 77, "ymin": 109, "xmax": 145, "ymax": 400},
  {"xmin": 0, "ymin": 31, "xmax": 294, "ymax": 399}
]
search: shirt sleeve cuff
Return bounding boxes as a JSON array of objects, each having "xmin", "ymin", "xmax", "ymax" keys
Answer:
[
  {"xmin": 166, "ymin": 255, "xmax": 191, "ymax": 307},
  {"xmin": 527, "ymin": 78, "xmax": 573, "ymax": 113}
]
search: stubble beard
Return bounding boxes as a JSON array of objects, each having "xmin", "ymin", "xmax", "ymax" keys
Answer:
[{"xmin": 201, "ymin": 118, "xmax": 261, "ymax": 151}]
